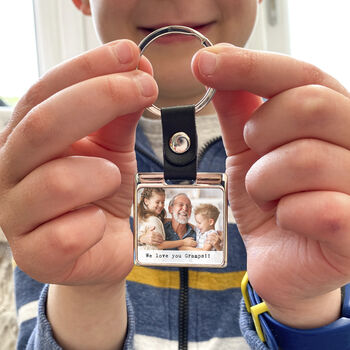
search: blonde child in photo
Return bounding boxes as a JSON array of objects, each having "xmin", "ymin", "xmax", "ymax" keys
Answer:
[
  {"xmin": 137, "ymin": 188, "xmax": 166, "ymax": 250},
  {"xmin": 194, "ymin": 203, "xmax": 221, "ymax": 251}
]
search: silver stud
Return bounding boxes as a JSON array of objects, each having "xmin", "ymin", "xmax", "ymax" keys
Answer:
[{"xmin": 169, "ymin": 132, "xmax": 191, "ymax": 154}]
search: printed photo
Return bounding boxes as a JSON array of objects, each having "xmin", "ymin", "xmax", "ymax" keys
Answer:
[{"xmin": 134, "ymin": 185, "xmax": 227, "ymax": 267}]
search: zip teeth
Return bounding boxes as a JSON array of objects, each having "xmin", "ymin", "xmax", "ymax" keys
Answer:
[
  {"xmin": 179, "ymin": 267, "xmax": 189, "ymax": 350},
  {"xmin": 198, "ymin": 136, "xmax": 222, "ymax": 163}
]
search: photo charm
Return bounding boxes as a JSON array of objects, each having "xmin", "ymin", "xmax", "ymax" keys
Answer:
[
  {"xmin": 134, "ymin": 173, "xmax": 228, "ymax": 268},
  {"xmin": 134, "ymin": 26, "xmax": 227, "ymax": 268}
]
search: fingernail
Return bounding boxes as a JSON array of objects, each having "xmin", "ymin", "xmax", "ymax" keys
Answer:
[
  {"xmin": 114, "ymin": 41, "xmax": 133, "ymax": 64},
  {"xmin": 136, "ymin": 73, "xmax": 157, "ymax": 97},
  {"xmin": 198, "ymin": 51, "xmax": 217, "ymax": 76}
]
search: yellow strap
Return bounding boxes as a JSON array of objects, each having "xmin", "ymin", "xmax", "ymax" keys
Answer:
[
  {"xmin": 241, "ymin": 272, "xmax": 251, "ymax": 313},
  {"xmin": 240, "ymin": 272, "xmax": 269, "ymax": 343},
  {"xmin": 251, "ymin": 302, "xmax": 269, "ymax": 343}
]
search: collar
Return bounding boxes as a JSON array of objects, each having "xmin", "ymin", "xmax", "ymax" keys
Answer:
[{"xmin": 164, "ymin": 221, "xmax": 194, "ymax": 239}]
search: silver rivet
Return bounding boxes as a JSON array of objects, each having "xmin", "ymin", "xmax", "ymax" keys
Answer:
[{"xmin": 169, "ymin": 132, "xmax": 191, "ymax": 154}]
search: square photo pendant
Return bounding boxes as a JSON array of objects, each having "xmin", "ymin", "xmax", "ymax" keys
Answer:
[{"xmin": 134, "ymin": 173, "xmax": 227, "ymax": 268}]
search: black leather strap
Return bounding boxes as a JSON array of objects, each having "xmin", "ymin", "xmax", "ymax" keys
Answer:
[{"xmin": 161, "ymin": 105, "xmax": 197, "ymax": 182}]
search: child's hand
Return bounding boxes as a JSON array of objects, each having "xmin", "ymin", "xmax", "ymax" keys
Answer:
[
  {"xmin": 206, "ymin": 232, "xmax": 222, "ymax": 250},
  {"xmin": 140, "ymin": 226, "xmax": 164, "ymax": 245},
  {"xmin": 192, "ymin": 44, "xmax": 350, "ymax": 328},
  {"xmin": 0, "ymin": 40, "xmax": 158, "ymax": 287},
  {"xmin": 191, "ymin": 239, "xmax": 197, "ymax": 247},
  {"xmin": 183, "ymin": 237, "xmax": 196, "ymax": 247}
]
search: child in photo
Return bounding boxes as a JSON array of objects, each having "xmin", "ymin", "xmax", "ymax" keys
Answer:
[
  {"xmin": 137, "ymin": 188, "xmax": 166, "ymax": 250},
  {"xmin": 194, "ymin": 203, "xmax": 221, "ymax": 251}
]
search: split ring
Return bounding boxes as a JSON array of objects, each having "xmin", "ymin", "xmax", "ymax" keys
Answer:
[{"xmin": 138, "ymin": 25, "xmax": 216, "ymax": 117}]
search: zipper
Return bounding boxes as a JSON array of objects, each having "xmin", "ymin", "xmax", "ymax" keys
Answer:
[
  {"xmin": 177, "ymin": 137, "xmax": 222, "ymax": 350},
  {"xmin": 135, "ymin": 142, "xmax": 163, "ymax": 168},
  {"xmin": 178, "ymin": 267, "xmax": 189, "ymax": 350},
  {"xmin": 197, "ymin": 136, "xmax": 222, "ymax": 164}
]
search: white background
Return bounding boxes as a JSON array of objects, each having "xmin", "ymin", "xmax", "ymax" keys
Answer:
[{"xmin": 288, "ymin": 1, "xmax": 350, "ymax": 90}]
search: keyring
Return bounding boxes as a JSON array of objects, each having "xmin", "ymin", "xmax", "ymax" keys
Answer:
[{"xmin": 138, "ymin": 25, "xmax": 216, "ymax": 117}]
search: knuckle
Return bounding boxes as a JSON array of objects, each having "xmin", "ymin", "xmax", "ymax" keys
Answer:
[
  {"xmin": 245, "ymin": 167, "xmax": 257, "ymax": 197},
  {"xmin": 92, "ymin": 159, "xmax": 121, "ymax": 195},
  {"xmin": 103, "ymin": 75, "xmax": 126, "ymax": 103},
  {"xmin": 77, "ymin": 53, "xmax": 96, "ymax": 78},
  {"xmin": 51, "ymin": 225, "xmax": 81, "ymax": 255},
  {"xmin": 289, "ymin": 139, "xmax": 325, "ymax": 174},
  {"xmin": 236, "ymin": 49, "xmax": 259, "ymax": 79},
  {"xmin": 99, "ymin": 159, "xmax": 120, "ymax": 183},
  {"xmin": 301, "ymin": 61, "xmax": 325, "ymax": 85},
  {"xmin": 22, "ymin": 79, "xmax": 46, "ymax": 109},
  {"xmin": 44, "ymin": 165, "xmax": 76, "ymax": 197},
  {"xmin": 294, "ymin": 85, "xmax": 330, "ymax": 125},
  {"xmin": 19, "ymin": 107, "xmax": 51, "ymax": 149}
]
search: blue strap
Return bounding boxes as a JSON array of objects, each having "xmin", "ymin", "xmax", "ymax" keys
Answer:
[
  {"xmin": 247, "ymin": 283, "xmax": 278, "ymax": 350},
  {"xmin": 247, "ymin": 283, "xmax": 350, "ymax": 350}
]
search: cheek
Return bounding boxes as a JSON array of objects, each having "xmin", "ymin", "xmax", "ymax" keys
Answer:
[
  {"xmin": 90, "ymin": 0, "xmax": 137, "ymax": 43},
  {"xmin": 217, "ymin": 0, "xmax": 257, "ymax": 46},
  {"xmin": 149, "ymin": 201, "xmax": 157, "ymax": 209}
]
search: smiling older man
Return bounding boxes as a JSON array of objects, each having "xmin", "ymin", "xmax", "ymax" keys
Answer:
[{"xmin": 163, "ymin": 193, "xmax": 196, "ymax": 250}]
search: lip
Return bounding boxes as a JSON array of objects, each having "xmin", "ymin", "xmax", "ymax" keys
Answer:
[{"xmin": 139, "ymin": 22, "xmax": 215, "ymax": 44}]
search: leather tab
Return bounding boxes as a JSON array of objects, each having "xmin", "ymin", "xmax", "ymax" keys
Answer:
[{"xmin": 161, "ymin": 105, "xmax": 197, "ymax": 181}]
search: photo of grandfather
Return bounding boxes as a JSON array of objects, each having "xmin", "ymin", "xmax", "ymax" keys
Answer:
[{"xmin": 135, "ymin": 186, "xmax": 226, "ymax": 267}]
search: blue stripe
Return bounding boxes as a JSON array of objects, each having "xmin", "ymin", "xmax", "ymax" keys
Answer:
[{"xmin": 14, "ymin": 267, "xmax": 45, "ymax": 311}]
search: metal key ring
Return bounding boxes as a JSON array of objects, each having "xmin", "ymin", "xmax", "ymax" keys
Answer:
[{"xmin": 138, "ymin": 25, "xmax": 216, "ymax": 117}]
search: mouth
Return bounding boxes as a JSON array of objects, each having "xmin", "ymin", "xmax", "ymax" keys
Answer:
[
  {"xmin": 138, "ymin": 22, "xmax": 215, "ymax": 44},
  {"xmin": 174, "ymin": 210, "xmax": 189, "ymax": 224}
]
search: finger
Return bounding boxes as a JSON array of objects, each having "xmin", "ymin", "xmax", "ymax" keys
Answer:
[
  {"xmin": 244, "ymin": 85, "xmax": 350, "ymax": 155},
  {"xmin": 191, "ymin": 44, "xmax": 349, "ymax": 157},
  {"xmin": 152, "ymin": 238, "xmax": 163, "ymax": 245},
  {"xmin": 2, "ymin": 70, "xmax": 157, "ymax": 182},
  {"xmin": 11, "ymin": 205, "xmax": 106, "ymax": 283},
  {"xmin": 277, "ymin": 191, "xmax": 350, "ymax": 267},
  {"xmin": 192, "ymin": 44, "xmax": 348, "ymax": 98},
  {"xmin": 246, "ymin": 139, "xmax": 350, "ymax": 210},
  {"xmin": 209, "ymin": 90, "xmax": 262, "ymax": 155},
  {"xmin": 3, "ymin": 40, "xmax": 152, "ymax": 139},
  {"xmin": 2, "ymin": 156, "xmax": 121, "ymax": 237}
]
